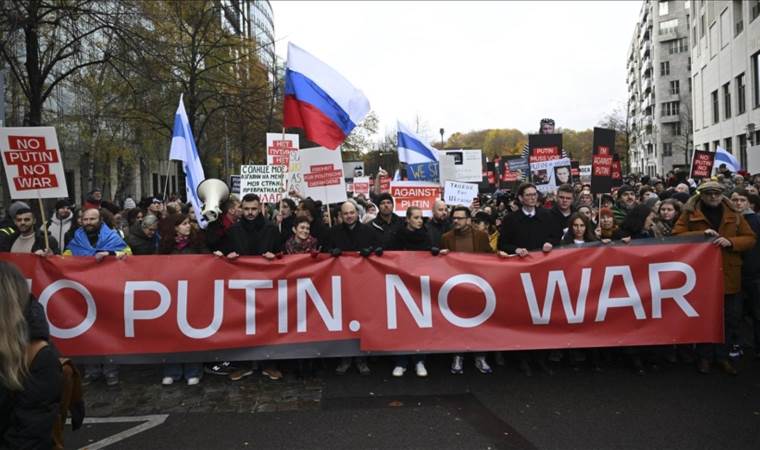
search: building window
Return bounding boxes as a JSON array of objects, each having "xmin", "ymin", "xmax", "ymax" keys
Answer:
[
  {"xmin": 700, "ymin": 14, "xmax": 705, "ymax": 37},
  {"xmin": 689, "ymin": 77, "xmax": 693, "ymax": 92},
  {"xmin": 673, "ymin": 122, "xmax": 682, "ymax": 136},
  {"xmin": 662, "ymin": 101, "xmax": 680, "ymax": 116},
  {"xmin": 662, "ymin": 143, "xmax": 673, "ymax": 157},
  {"xmin": 753, "ymin": 52, "xmax": 760, "ymax": 107},
  {"xmin": 737, "ymin": 73, "xmax": 746, "ymax": 114},
  {"xmin": 659, "ymin": 1, "xmax": 669, "ymax": 16},
  {"xmin": 667, "ymin": 38, "xmax": 688, "ymax": 54},
  {"xmin": 669, "ymin": 80, "xmax": 680, "ymax": 95},
  {"xmin": 660, "ymin": 61, "xmax": 670, "ymax": 76},
  {"xmin": 659, "ymin": 18, "xmax": 679, "ymax": 35},
  {"xmin": 735, "ymin": 1, "xmax": 745, "ymax": 35},
  {"xmin": 724, "ymin": 137, "xmax": 733, "ymax": 155},
  {"xmin": 712, "ymin": 90, "xmax": 719, "ymax": 123},
  {"xmin": 738, "ymin": 134, "xmax": 748, "ymax": 168},
  {"xmin": 723, "ymin": 82, "xmax": 732, "ymax": 119},
  {"xmin": 752, "ymin": 1, "xmax": 760, "ymax": 22}
]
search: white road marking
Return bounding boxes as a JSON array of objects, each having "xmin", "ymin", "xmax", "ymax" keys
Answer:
[{"xmin": 66, "ymin": 414, "xmax": 169, "ymax": 449}]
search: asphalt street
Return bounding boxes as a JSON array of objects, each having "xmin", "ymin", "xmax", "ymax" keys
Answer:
[{"xmin": 63, "ymin": 352, "xmax": 760, "ymax": 449}]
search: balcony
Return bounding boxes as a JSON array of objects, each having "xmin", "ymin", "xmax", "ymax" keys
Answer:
[
  {"xmin": 639, "ymin": 41, "xmax": 651, "ymax": 59},
  {"xmin": 642, "ymin": 77, "xmax": 652, "ymax": 93},
  {"xmin": 660, "ymin": 113, "xmax": 680, "ymax": 123},
  {"xmin": 643, "ymin": 116, "xmax": 653, "ymax": 128},
  {"xmin": 641, "ymin": 96, "xmax": 652, "ymax": 111}
]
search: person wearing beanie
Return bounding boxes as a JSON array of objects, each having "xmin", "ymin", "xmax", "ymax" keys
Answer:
[
  {"xmin": 369, "ymin": 192, "xmax": 403, "ymax": 250},
  {"xmin": 45, "ymin": 200, "xmax": 75, "ymax": 253},
  {"xmin": 612, "ymin": 185, "xmax": 637, "ymax": 225},
  {"xmin": 673, "ymin": 180, "xmax": 757, "ymax": 375}
]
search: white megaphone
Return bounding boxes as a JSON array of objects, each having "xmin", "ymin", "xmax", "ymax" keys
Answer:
[{"xmin": 197, "ymin": 178, "xmax": 230, "ymax": 222}]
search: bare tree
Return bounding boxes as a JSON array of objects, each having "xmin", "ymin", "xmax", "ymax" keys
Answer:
[{"xmin": 0, "ymin": 0, "xmax": 122, "ymax": 126}]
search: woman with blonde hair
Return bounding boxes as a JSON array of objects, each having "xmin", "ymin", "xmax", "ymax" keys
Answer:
[{"xmin": 0, "ymin": 261, "xmax": 62, "ymax": 448}]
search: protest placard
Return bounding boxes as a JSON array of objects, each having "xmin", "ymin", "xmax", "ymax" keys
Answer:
[
  {"xmin": 352, "ymin": 176, "xmax": 370, "ymax": 197},
  {"xmin": 342, "ymin": 161, "xmax": 364, "ymax": 180},
  {"xmin": 0, "ymin": 127, "xmax": 68, "ymax": 199},
  {"xmin": 229, "ymin": 175, "xmax": 241, "ymax": 195},
  {"xmin": 296, "ymin": 147, "xmax": 347, "ymax": 204},
  {"xmin": 531, "ymin": 158, "xmax": 572, "ymax": 193},
  {"xmin": 444, "ymin": 181, "xmax": 479, "ymax": 206},
  {"xmin": 590, "ymin": 127, "xmax": 616, "ymax": 194},
  {"xmin": 266, "ymin": 133, "xmax": 299, "ymax": 166},
  {"xmin": 390, "ymin": 181, "xmax": 442, "ymax": 217},
  {"xmin": 690, "ymin": 150, "xmax": 715, "ymax": 180},
  {"xmin": 239, "ymin": 165, "xmax": 286, "ymax": 202},
  {"xmin": 439, "ymin": 149, "xmax": 482, "ymax": 182},
  {"xmin": 527, "ymin": 134, "xmax": 562, "ymax": 183}
]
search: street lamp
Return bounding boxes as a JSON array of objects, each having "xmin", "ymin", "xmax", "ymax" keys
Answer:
[{"xmin": 439, "ymin": 128, "xmax": 444, "ymax": 149}]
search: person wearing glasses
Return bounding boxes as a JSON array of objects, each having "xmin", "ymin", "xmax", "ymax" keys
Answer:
[
  {"xmin": 497, "ymin": 183, "xmax": 562, "ymax": 376},
  {"xmin": 673, "ymin": 181, "xmax": 757, "ymax": 375}
]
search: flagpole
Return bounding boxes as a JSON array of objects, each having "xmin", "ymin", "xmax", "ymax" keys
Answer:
[
  {"xmin": 38, "ymin": 195, "xmax": 50, "ymax": 252},
  {"xmin": 162, "ymin": 160, "xmax": 172, "ymax": 200}
]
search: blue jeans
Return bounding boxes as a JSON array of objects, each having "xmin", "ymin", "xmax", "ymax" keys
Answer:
[{"xmin": 164, "ymin": 363, "xmax": 202, "ymax": 381}]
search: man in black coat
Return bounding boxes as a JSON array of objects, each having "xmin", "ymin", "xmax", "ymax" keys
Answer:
[
  {"xmin": 328, "ymin": 200, "xmax": 377, "ymax": 252},
  {"xmin": 125, "ymin": 214, "xmax": 159, "ymax": 255},
  {"xmin": 369, "ymin": 193, "xmax": 403, "ymax": 250},
  {"xmin": 426, "ymin": 200, "xmax": 451, "ymax": 247},
  {"xmin": 331, "ymin": 200, "xmax": 377, "ymax": 376},
  {"xmin": 498, "ymin": 183, "xmax": 561, "ymax": 256},
  {"xmin": 549, "ymin": 184, "xmax": 574, "ymax": 237},
  {"xmin": 0, "ymin": 206, "xmax": 58, "ymax": 255},
  {"xmin": 216, "ymin": 194, "xmax": 281, "ymax": 259}
]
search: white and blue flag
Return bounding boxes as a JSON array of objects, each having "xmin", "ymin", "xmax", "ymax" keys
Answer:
[
  {"xmin": 715, "ymin": 146, "xmax": 740, "ymax": 173},
  {"xmin": 397, "ymin": 121, "xmax": 439, "ymax": 165},
  {"xmin": 169, "ymin": 94, "xmax": 207, "ymax": 228}
]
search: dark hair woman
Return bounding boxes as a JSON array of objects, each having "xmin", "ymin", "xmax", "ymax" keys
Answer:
[
  {"xmin": 158, "ymin": 214, "xmax": 207, "ymax": 385},
  {"xmin": 561, "ymin": 212, "xmax": 598, "ymax": 245}
]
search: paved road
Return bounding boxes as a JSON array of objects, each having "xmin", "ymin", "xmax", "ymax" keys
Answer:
[{"xmin": 63, "ymin": 353, "xmax": 760, "ymax": 449}]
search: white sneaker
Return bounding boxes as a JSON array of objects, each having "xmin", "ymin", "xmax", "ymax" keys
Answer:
[
  {"xmin": 186, "ymin": 377, "xmax": 200, "ymax": 386},
  {"xmin": 451, "ymin": 355, "xmax": 464, "ymax": 374},
  {"xmin": 475, "ymin": 356, "xmax": 492, "ymax": 374},
  {"xmin": 161, "ymin": 376, "xmax": 174, "ymax": 386},
  {"xmin": 392, "ymin": 366, "xmax": 406, "ymax": 377},
  {"xmin": 415, "ymin": 361, "xmax": 428, "ymax": 377}
]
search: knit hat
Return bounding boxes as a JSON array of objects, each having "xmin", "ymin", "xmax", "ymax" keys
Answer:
[
  {"xmin": 375, "ymin": 192, "xmax": 394, "ymax": 204},
  {"xmin": 616, "ymin": 185, "xmax": 635, "ymax": 196},
  {"xmin": 599, "ymin": 207, "xmax": 614, "ymax": 218},
  {"xmin": 123, "ymin": 198, "xmax": 137, "ymax": 209},
  {"xmin": 9, "ymin": 201, "xmax": 31, "ymax": 217},
  {"xmin": 671, "ymin": 192, "xmax": 691, "ymax": 204},
  {"xmin": 54, "ymin": 199, "xmax": 71, "ymax": 210},
  {"xmin": 697, "ymin": 180, "xmax": 723, "ymax": 194}
]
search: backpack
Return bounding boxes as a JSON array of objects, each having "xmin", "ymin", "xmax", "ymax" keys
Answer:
[{"xmin": 27, "ymin": 340, "xmax": 86, "ymax": 450}]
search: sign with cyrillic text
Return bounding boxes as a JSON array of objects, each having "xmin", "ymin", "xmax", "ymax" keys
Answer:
[{"xmin": 239, "ymin": 165, "xmax": 286, "ymax": 203}]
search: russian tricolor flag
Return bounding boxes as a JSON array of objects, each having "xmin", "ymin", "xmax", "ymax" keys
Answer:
[{"xmin": 284, "ymin": 43, "xmax": 370, "ymax": 150}]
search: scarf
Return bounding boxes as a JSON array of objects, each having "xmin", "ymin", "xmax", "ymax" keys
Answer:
[
  {"xmin": 285, "ymin": 235, "xmax": 319, "ymax": 254},
  {"xmin": 175, "ymin": 234, "xmax": 190, "ymax": 251},
  {"xmin": 67, "ymin": 225, "xmax": 127, "ymax": 256}
]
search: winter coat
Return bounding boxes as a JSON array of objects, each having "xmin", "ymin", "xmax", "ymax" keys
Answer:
[
  {"xmin": 672, "ymin": 197, "xmax": 757, "ymax": 294},
  {"xmin": 441, "ymin": 227, "xmax": 492, "ymax": 253},
  {"xmin": 328, "ymin": 221, "xmax": 378, "ymax": 251},
  {"xmin": 394, "ymin": 226, "xmax": 433, "ymax": 251},
  {"xmin": 0, "ymin": 300, "xmax": 62, "ymax": 450},
  {"xmin": 498, "ymin": 208, "xmax": 562, "ymax": 254},
  {"xmin": 45, "ymin": 212, "xmax": 74, "ymax": 252},
  {"xmin": 369, "ymin": 214, "xmax": 404, "ymax": 250},
  {"xmin": 125, "ymin": 223, "xmax": 158, "ymax": 255},
  {"xmin": 224, "ymin": 215, "xmax": 281, "ymax": 256},
  {"xmin": 741, "ymin": 211, "xmax": 760, "ymax": 281},
  {"xmin": 0, "ymin": 228, "xmax": 59, "ymax": 254},
  {"xmin": 426, "ymin": 218, "xmax": 451, "ymax": 248}
]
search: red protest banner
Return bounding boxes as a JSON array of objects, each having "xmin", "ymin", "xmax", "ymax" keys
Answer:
[{"xmin": 0, "ymin": 240, "xmax": 723, "ymax": 362}]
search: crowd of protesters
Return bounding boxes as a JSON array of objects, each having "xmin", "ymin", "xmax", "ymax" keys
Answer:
[{"xmin": 1, "ymin": 163, "xmax": 760, "ymax": 389}]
